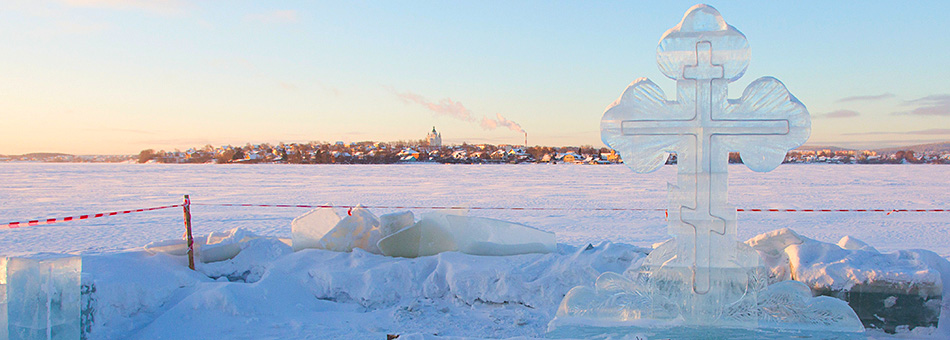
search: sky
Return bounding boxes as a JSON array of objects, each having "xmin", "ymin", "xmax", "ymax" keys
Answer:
[{"xmin": 1, "ymin": 0, "xmax": 948, "ymax": 155}]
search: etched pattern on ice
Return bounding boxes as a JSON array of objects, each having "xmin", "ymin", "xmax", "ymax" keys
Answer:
[{"xmin": 758, "ymin": 281, "xmax": 864, "ymax": 332}]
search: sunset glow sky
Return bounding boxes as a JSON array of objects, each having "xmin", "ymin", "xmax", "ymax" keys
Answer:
[{"xmin": 2, "ymin": 1, "xmax": 948, "ymax": 154}]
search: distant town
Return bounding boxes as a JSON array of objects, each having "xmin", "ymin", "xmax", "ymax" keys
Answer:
[{"xmin": 3, "ymin": 127, "xmax": 950, "ymax": 165}]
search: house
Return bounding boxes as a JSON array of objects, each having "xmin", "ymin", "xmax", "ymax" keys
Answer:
[
  {"xmin": 559, "ymin": 152, "xmax": 581, "ymax": 163},
  {"xmin": 490, "ymin": 149, "xmax": 507, "ymax": 160},
  {"xmin": 600, "ymin": 151, "xmax": 620, "ymax": 162},
  {"xmin": 398, "ymin": 148, "xmax": 421, "ymax": 161}
]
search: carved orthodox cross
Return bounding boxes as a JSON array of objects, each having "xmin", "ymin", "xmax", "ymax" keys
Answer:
[{"xmin": 601, "ymin": 5, "xmax": 810, "ymax": 294}]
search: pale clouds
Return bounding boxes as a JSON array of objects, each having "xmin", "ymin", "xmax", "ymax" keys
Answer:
[
  {"xmin": 59, "ymin": 0, "xmax": 190, "ymax": 15},
  {"xmin": 813, "ymin": 109, "xmax": 859, "ymax": 119},
  {"xmin": 245, "ymin": 10, "xmax": 299, "ymax": 24},
  {"xmin": 894, "ymin": 94, "xmax": 950, "ymax": 116},
  {"xmin": 843, "ymin": 129, "xmax": 950, "ymax": 136},
  {"xmin": 836, "ymin": 93, "xmax": 895, "ymax": 103}
]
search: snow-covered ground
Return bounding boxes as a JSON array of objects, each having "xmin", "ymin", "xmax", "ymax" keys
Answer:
[
  {"xmin": 2, "ymin": 163, "xmax": 948, "ymax": 257},
  {"xmin": 1, "ymin": 163, "xmax": 949, "ymax": 339}
]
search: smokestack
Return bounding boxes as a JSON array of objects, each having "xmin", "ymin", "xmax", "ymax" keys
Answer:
[{"xmin": 524, "ymin": 132, "xmax": 528, "ymax": 148}]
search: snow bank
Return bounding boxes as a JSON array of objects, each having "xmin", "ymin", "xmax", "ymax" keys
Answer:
[
  {"xmin": 745, "ymin": 228, "xmax": 945, "ymax": 293},
  {"xmin": 80, "ymin": 241, "xmax": 648, "ymax": 339},
  {"xmin": 746, "ymin": 228, "xmax": 949, "ymax": 335},
  {"xmin": 80, "ymin": 253, "xmax": 209, "ymax": 339},
  {"xmin": 29, "ymin": 227, "xmax": 950, "ymax": 339}
]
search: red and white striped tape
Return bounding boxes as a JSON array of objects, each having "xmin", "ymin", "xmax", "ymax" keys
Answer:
[
  {"xmin": 5, "ymin": 202, "xmax": 947, "ymax": 230},
  {"xmin": 5, "ymin": 204, "xmax": 182, "ymax": 229},
  {"xmin": 194, "ymin": 203, "xmax": 947, "ymax": 214},
  {"xmin": 736, "ymin": 208, "xmax": 947, "ymax": 215},
  {"xmin": 191, "ymin": 203, "xmax": 665, "ymax": 212}
]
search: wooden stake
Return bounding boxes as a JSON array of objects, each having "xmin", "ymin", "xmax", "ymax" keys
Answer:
[{"xmin": 183, "ymin": 195, "xmax": 195, "ymax": 270}]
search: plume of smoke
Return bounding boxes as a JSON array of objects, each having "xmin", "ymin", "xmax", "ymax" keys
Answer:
[
  {"xmin": 393, "ymin": 89, "xmax": 526, "ymax": 134},
  {"xmin": 481, "ymin": 113, "xmax": 525, "ymax": 133}
]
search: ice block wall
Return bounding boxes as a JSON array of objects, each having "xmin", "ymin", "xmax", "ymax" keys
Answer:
[
  {"xmin": 1, "ymin": 257, "xmax": 8, "ymax": 340},
  {"xmin": 2, "ymin": 255, "xmax": 81, "ymax": 340}
]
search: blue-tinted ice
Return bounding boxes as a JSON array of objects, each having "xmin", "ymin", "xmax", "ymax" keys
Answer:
[
  {"xmin": 1, "ymin": 255, "xmax": 81, "ymax": 340},
  {"xmin": 551, "ymin": 4, "xmax": 861, "ymax": 336}
]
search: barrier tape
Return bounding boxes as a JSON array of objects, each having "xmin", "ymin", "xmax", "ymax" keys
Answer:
[
  {"xmin": 736, "ymin": 208, "xmax": 947, "ymax": 215},
  {"xmin": 5, "ymin": 202, "xmax": 947, "ymax": 230},
  {"xmin": 4, "ymin": 204, "xmax": 182, "ymax": 229},
  {"xmin": 191, "ymin": 203, "xmax": 667, "ymax": 212},
  {"xmin": 192, "ymin": 203, "xmax": 947, "ymax": 214}
]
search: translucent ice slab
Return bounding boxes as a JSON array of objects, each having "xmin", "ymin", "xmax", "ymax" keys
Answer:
[
  {"xmin": 315, "ymin": 207, "xmax": 383, "ymax": 254},
  {"xmin": 291, "ymin": 207, "xmax": 342, "ymax": 251},
  {"xmin": 292, "ymin": 207, "xmax": 418, "ymax": 254},
  {"xmin": 2, "ymin": 254, "xmax": 81, "ymax": 340},
  {"xmin": 377, "ymin": 213, "xmax": 556, "ymax": 258},
  {"xmin": 379, "ymin": 211, "xmax": 414, "ymax": 237},
  {"xmin": 1, "ymin": 257, "xmax": 7, "ymax": 340}
]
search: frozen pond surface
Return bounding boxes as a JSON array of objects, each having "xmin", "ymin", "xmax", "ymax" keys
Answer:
[{"xmin": 1, "ymin": 163, "xmax": 948, "ymax": 258}]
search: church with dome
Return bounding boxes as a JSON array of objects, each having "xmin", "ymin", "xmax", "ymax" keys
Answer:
[{"xmin": 426, "ymin": 126, "xmax": 442, "ymax": 147}]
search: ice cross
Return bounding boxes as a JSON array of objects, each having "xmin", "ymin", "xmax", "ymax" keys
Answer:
[{"xmin": 601, "ymin": 4, "xmax": 810, "ymax": 294}]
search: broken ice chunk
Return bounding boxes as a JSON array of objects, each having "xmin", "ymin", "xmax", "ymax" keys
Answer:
[
  {"xmin": 316, "ymin": 207, "xmax": 382, "ymax": 254},
  {"xmin": 3, "ymin": 254, "xmax": 81, "ymax": 340},
  {"xmin": 379, "ymin": 211, "xmax": 414, "ymax": 238},
  {"xmin": 201, "ymin": 228, "xmax": 257, "ymax": 263},
  {"xmin": 291, "ymin": 207, "xmax": 342, "ymax": 251},
  {"xmin": 377, "ymin": 213, "xmax": 556, "ymax": 258}
]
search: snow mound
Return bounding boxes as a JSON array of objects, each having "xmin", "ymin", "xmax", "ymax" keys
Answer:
[
  {"xmin": 746, "ymin": 228, "xmax": 944, "ymax": 292},
  {"xmin": 80, "ymin": 242, "xmax": 648, "ymax": 339},
  {"xmin": 837, "ymin": 235, "xmax": 878, "ymax": 253},
  {"xmin": 746, "ymin": 228, "xmax": 949, "ymax": 335}
]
